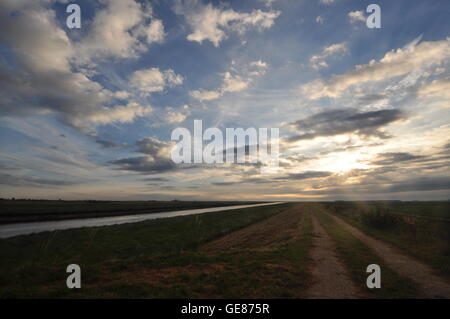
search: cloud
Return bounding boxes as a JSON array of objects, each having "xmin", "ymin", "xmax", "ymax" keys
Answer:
[
  {"xmin": 0, "ymin": 173, "xmax": 83, "ymax": 187},
  {"xmin": 316, "ymin": 16, "xmax": 324, "ymax": 24},
  {"xmin": 76, "ymin": 102, "xmax": 152, "ymax": 128},
  {"xmin": 135, "ymin": 137, "xmax": 173, "ymax": 157},
  {"xmin": 222, "ymin": 72, "xmax": 249, "ymax": 92},
  {"xmin": 385, "ymin": 176, "xmax": 450, "ymax": 193},
  {"xmin": 249, "ymin": 60, "xmax": 269, "ymax": 76},
  {"xmin": 75, "ymin": 0, "xmax": 164, "ymax": 62},
  {"xmin": 288, "ymin": 108, "xmax": 405, "ymax": 142},
  {"xmin": 371, "ymin": 152, "xmax": 426, "ymax": 166},
  {"xmin": 111, "ymin": 156, "xmax": 177, "ymax": 174},
  {"xmin": 301, "ymin": 38, "xmax": 450, "ymax": 99},
  {"xmin": 369, "ymin": 150, "xmax": 450, "ymax": 170},
  {"xmin": 320, "ymin": 0, "xmax": 336, "ymax": 4},
  {"xmin": 174, "ymin": 0, "xmax": 280, "ymax": 47},
  {"xmin": 276, "ymin": 171, "xmax": 333, "ymax": 180},
  {"xmin": 145, "ymin": 19, "xmax": 166, "ymax": 43},
  {"xmin": 189, "ymin": 60, "xmax": 267, "ymax": 100},
  {"xmin": 348, "ymin": 10, "xmax": 365, "ymax": 24},
  {"xmin": 260, "ymin": 0, "xmax": 277, "ymax": 7},
  {"xmin": 189, "ymin": 90, "xmax": 222, "ymax": 101},
  {"xmin": 166, "ymin": 111, "xmax": 187, "ymax": 124},
  {"xmin": 144, "ymin": 177, "xmax": 170, "ymax": 182},
  {"xmin": 94, "ymin": 138, "xmax": 123, "ymax": 149},
  {"xmin": 310, "ymin": 42, "xmax": 347, "ymax": 69},
  {"xmin": 112, "ymin": 137, "xmax": 177, "ymax": 174},
  {"xmin": 417, "ymin": 78, "xmax": 450, "ymax": 99},
  {"xmin": 130, "ymin": 68, "xmax": 184, "ymax": 95},
  {"xmin": 0, "ymin": 1, "xmax": 165, "ymax": 132}
]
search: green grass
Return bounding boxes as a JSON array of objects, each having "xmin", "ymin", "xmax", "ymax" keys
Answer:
[
  {"xmin": 0, "ymin": 203, "xmax": 294, "ymax": 298},
  {"xmin": 324, "ymin": 202, "xmax": 450, "ymax": 279},
  {"xmin": 315, "ymin": 210, "xmax": 422, "ymax": 298},
  {"xmin": 63, "ymin": 208, "xmax": 314, "ymax": 298},
  {"xmin": 0, "ymin": 199, "xmax": 262, "ymax": 223},
  {"xmin": 327, "ymin": 201, "xmax": 450, "ymax": 219}
]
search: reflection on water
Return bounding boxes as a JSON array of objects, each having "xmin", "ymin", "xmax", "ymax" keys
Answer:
[{"xmin": 0, "ymin": 202, "xmax": 283, "ymax": 238}]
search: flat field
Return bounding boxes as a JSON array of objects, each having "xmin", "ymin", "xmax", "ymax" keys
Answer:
[{"xmin": 0, "ymin": 201, "xmax": 449, "ymax": 298}]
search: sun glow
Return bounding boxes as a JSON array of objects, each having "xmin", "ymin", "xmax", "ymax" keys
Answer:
[{"xmin": 319, "ymin": 152, "xmax": 370, "ymax": 174}]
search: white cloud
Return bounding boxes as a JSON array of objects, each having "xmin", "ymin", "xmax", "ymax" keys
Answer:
[
  {"xmin": 175, "ymin": 0, "xmax": 280, "ymax": 47},
  {"xmin": 71, "ymin": 102, "xmax": 152, "ymax": 131},
  {"xmin": 316, "ymin": 16, "xmax": 324, "ymax": 24},
  {"xmin": 348, "ymin": 10, "xmax": 366, "ymax": 24},
  {"xmin": 249, "ymin": 60, "xmax": 269, "ymax": 76},
  {"xmin": 0, "ymin": 0, "xmax": 173, "ymax": 133},
  {"xmin": 130, "ymin": 68, "xmax": 184, "ymax": 95},
  {"xmin": 145, "ymin": 19, "xmax": 165, "ymax": 43},
  {"xmin": 189, "ymin": 60, "xmax": 268, "ymax": 101},
  {"xmin": 75, "ymin": 0, "xmax": 150, "ymax": 61},
  {"xmin": 301, "ymin": 38, "xmax": 450, "ymax": 99},
  {"xmin": 417, "ymin": 78, "xmax": 450, "ymax": 99},
  {"xmin": 310, "ymin": 42, "xmax": 347, "ymax": 69},
  {"xmin": 166, "ymin": 111, "xmax": 187, "ymax": 124},
  {"xmin": 222, "ymin": 72, "xmax": 249, "ymax": 92},
  {"xmin": 260, "ymin": 0, "xmax": 276, "ymax": 7},
  {"xmin": 189, "ymin": 90, "xmax": 222, "ymax": 101},
  {"xmin": 113, "ymin": 91, "xmax": 130, "ymax": 100}
]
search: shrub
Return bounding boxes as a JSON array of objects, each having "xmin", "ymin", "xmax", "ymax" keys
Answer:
[{"xmin": 360, "ymin": 209, "xmax": 399, "ymax": 230}]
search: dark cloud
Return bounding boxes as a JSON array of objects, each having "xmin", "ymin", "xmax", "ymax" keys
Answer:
[
  {"xmin": 111, "ymin": 137, "xmax": 178, "ymax": 174},
  {"xmin": 297, "ymin": 176, "xmax": 449, "ymax": 197},
  {"xmin": 135, "ymin": 137, "xmax": 170, "ymax": 156},
  {"xmin": 143, "ymin": 177, "xmax": 171, "ymax": 182},
  {"xmin": 371, "ymin": 152, "xmax": 427, "ymax": 166},
  {"xmin": 212, "ymin": 181, "xmax": 239, "ymax": 186},
  {"xmin": 385, "ymin": 177, "xmax": 449, "ymax": 193},
  {"xmin": 95, "ymin": 139, "xmax": 121, "ymax": 149},
  {"xmin": 276, "ymin": 171, "xmax": 333, "ymax": 181},
  {"xmin": 356, "ymin": 93, "xmax": 387, "ymax": 102},
  {"xmin": 111, "ymin": 156, "xmax": 177, "ymax": 174},
  {"xmin": 288, "ymin": 108, "xmax": 404, "ymax": 142},
  {"xmin": 370, "ymin": 151, "xmax": 450, "ymax": 171},
  {"xmin": 0, "ymin": 173, "xmax": 82, "ymax": 187}
]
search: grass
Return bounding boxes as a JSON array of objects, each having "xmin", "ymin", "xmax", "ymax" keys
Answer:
[
  {"xmin": 327, "ymin": 201, "xmax": 450, "ymax": 219},
  {"xmin": 315, "ymin": 209, "xmax": 422, "ymax": 298},
  {"xmin": 0, "ymin": 203, "xmax": 303, "ymax": 298},
  {"xmin": 73, "ymin": 208, "xmax": 314, "ymax": 298},
  {"xmin": 324, "ymin": 202, "xmax": 450, "ymax": 279},
  {"xmin": 0, "ymin": 199, "xmax": 260, "ymax": 223},
  {"xmin": 0, "ymin": 199, "xmax": 260, "ymax": 215}
]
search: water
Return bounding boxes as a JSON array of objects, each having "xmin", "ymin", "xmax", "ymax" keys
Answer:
[{"xmin": 0, "ymin": 202, "xmax": 284, "ymax": 238}]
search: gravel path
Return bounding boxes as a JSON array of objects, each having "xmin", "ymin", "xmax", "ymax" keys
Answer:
[
  {"xmin": 325, "ymin": 211, "xmax": 450, "ymax": 298},
  {"xmin": 306, "ymin": 214, "xmax": 359, "ymax": 298}
]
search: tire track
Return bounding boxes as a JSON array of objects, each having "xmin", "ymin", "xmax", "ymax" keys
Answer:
[
  {"xmin": 306, "ymin": 214, "xmax": 359, "ymax": 298},
  {"xmin": 324, "ymin": 210, "xmax": 450, "ymax": 298}
]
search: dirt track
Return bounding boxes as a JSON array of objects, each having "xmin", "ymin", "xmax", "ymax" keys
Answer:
[
  {"xmin": 306, "ymin": 214, "xmax": 359, "ymax": 298},
  {"xmin": 201, "ymin": 203, "xmax": 450, "ymax": 298},
  {"xmin": 324, "ymin": 210, "xmax": 450, "ymax": 298}
]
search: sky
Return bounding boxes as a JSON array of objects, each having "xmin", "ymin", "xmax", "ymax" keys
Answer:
[{"xmin": 0, "ymin": 0, "xmax": 449, "ymax": 201}]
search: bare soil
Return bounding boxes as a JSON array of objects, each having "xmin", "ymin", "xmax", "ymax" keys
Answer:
[
  {"xmin": 306, "ymin": 214, "xmax": 359, "ymax": 298},
  {"xmin": 324, "ymin": 210, "xmax": 450, "ymax": 298}
]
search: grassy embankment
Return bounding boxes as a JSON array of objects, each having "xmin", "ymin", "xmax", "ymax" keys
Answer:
[
  {"xmin": 0, "ymin": 199, "xmax": 261, "ymax": 224},
  {"xmin": 315, "ymin": 208, "xmax": 422, "ymax": 298},
  {"xmin": 323, "ymin": 201, "xmax": 450, "ymax": 278},
  {"xmin": 0, "ymin": 203, "xmax": 313, "ymax": 298}
]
